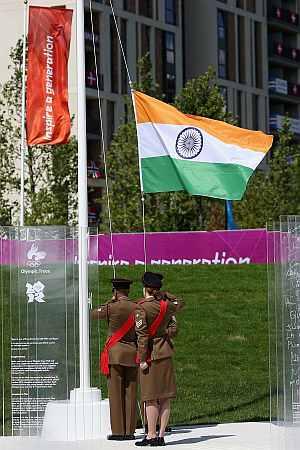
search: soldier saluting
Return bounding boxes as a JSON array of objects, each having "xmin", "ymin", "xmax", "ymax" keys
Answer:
[
  {"xmin": 91, "ymin": 278, "xmax": 138, "ymax": 441},
  {"xmin": 135, "ymin": 272, "xmax": 184, "ymax": 447}
]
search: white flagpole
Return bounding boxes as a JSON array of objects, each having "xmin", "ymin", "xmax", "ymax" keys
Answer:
[
  {"xmin": 20, "ymin": 0, "xmax": 28, "ymax": 227},
  {"xmin": 76, "ymin": 0, "xmax": 91, "ymax": 390}
]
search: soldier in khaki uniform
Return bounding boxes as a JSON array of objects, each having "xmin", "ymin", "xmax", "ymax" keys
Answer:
[
  {"xmin": 135, "ymin": 272, "xmax": 184, "ymax": 447},
  {"xmin": 91, "ymin": 278, "xmax": 138, "ymax": 441}
]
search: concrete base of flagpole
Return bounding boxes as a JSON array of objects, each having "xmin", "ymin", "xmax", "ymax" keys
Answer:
[{"xmin": 41, "ymin": 388, "xmax": 111, "ymax": 441}]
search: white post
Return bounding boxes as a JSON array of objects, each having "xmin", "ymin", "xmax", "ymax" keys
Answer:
[
  {"xmin": 20, "ymin": 0, "xmax": 28, "ymax": 227},
  {"xmin": 76, "ymin": 0, "xmax": 90, "ymax": 390},
  {"xmin": 41, "ymin": 3, "xmax": 105, "ymax": 440}
]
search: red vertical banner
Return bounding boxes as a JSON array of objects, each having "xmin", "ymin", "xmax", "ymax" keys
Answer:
[{"xmin": 26, "ymin": 6, "xmax": 73, "ymax": 146}]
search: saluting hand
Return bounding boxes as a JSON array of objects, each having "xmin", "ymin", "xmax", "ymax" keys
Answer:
[{"xmin": 140, "ymin": 362, "xmax": 148, "ymax": 371}]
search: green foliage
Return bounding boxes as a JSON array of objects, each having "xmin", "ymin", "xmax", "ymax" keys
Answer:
[
  {"xmin": 101, "ymin": 61, "xmax": 232, "ymax": 232},
  {"xmin": 174, "ymin": 66, "xmax": 234, "ymax": 123},
  {"xmin": 0, "ymin": 39, "xmax": 77, "ymax": 225},
  {"xmin": 234, "ymin": 118, "xmax": 300, "ymax": 228}
]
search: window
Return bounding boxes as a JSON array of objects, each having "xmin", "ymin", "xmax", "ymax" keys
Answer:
[
  {"xmin": 155, "ymin": 29, "xmax": 176, "ymax": 100},
  {"xmin": 165, "ymin": 0, "xmax": 177, "ymax": 25},
  {"xmin": 85, "ymin": 12, "xmax": 102, "ymax": 89},
  {"xmin": 164, "ymin": 31, "xmax": 176, "ymax": 100},
  {"xmin": 107, "ymin": 100, "xmax": 115, "ymax": 145},
  {"xmin": 237, "ymin": 0, "xmax": 255, "ymax": 11},
  {"xmin": 246, "ymin": 0, "xmax": 256, "ymax": 13},
  {"xmin": 252, "ymin": 94, "xmax": 259, "ymax": 130},
  {"xmin": 227, "ymin": 13, "xmax": 236, "ymax": 81},
  {"xmin": 237, "ymin": 90, "xmax": 243, "ymax": 126},
  {"xmin": 110, "ymin": 16, "xmax": 119, "ymax": 93},
  {"xmin": 124, "ymin": 0, "xmax": 136, "ymax": 13},
  {"xmin": 217, "ymin": 10, "xmax": 236, "ymax": 82},
  {"xmin": 218, "ymin": 11, "xmax": 226, "ymax": 79},
  {"xmin": 86, "ymin": 100, "xmax": 100, "ymax": 135},
  {"xmin": 84, "ymin": 11, "xmax": 100, "ymax": 47},
  {"xmin": 138, "ymin": 0, "xmax": 153, "ymax": 18},
  {"xmin": 255, "ymin": 21, "xmax": 263, "ymax": 89},
  {"xmin": 238, "ymin": 15, "xmax": 246, "ymax": 84},
  {"xmin": 141, "ymin": 24, "xmax": 151, "ymax": 57},
  {"xmin": 155, "ymin": 29, "xmax": 163, "ymax": 90},
  {"xmin": 136, "ymin": 22, "xmax": 139, "ymax": 81},
  {"xmin": 85, "ymin": 51, "xmax": 103, "ymax": 90},
  {"xmin": 219, "ymin": 86, "xmax": 228, "ymax": 111},
  {"xmin": 121, "ymin": 19, "xmax": 128, "ymax": 94}
]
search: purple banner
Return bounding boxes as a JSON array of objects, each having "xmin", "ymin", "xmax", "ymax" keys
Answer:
[
  {"xmin": 96, "ymin": 230, "xmax": 268, "ymax": 266},
  {"xmin": 0, "ymin": 230, "xmax": 273, "ymax": 266}
]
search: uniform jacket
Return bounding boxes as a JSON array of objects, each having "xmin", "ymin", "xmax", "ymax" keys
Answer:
[
  {"xmin": 135, "ymin": 291, "xmax": 184, "ymax": 363},
  {"xmin": 95, "ymin": 295, "xmax": 138, "ymax": 367}
]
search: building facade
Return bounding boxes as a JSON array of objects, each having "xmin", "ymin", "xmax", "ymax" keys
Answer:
[
  {"xmin": 268, "ymin": 0, "xmax": 300, "ymax": 135},
  {"xmin": 1, "ymin": 0, "xmax": 300, "ymax": 225},
  {"xmin": 84, "ymin": 0, "xmax": 184, "ymax": 224},
  {"xmin": 184, "ymin": 0, "xmax": 300, "ymax": 136},
  {"xmin": 0, "ymin": 0, "xmax": 184, "ymax": 226},
  {"xmin": 184, "ymin": 0, "xmax": 269, "ymax": 132}
]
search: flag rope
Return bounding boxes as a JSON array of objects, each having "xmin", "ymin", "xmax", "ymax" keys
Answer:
[
  {"xmin": 109, "ymin": 0, "xmax": 133, "ymax": 88},
  {"xmin": 20, "ymin": 0, "xmax": 29, "ymax": 226},
  {"xmin": 89, "ymin": 0, "xmax": 116, "ymax": 278},
  {"xmin": 108, "ymin": 0, "xmax": 147, "ymax": 271}
]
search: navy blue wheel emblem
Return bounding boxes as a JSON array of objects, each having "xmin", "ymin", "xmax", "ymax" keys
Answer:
[{"xmin": 175, "ymin": 127, "xmax": 203, "ymax": 159}]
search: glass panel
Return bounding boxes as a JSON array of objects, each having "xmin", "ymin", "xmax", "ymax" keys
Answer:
[
  {"xmin": 267, "ymin": 216, "xmax": 300, "ymax": 450},
  {"xmin": 0, "ymin": 227, "xmax": 80, "ymax": 438}
]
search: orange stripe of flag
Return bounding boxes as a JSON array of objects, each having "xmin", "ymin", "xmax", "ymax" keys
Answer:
[{"xmin": 133, "ymin": 91, "xmax": 273, "ymax": 153}]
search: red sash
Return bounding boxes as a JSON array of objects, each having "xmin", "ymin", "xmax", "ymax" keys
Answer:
[
  {"xmin": 100, "ymin": 313, "xmax": 135, "ymax": 376},
  {"xmin": 137, "ymin": 300, "xmax": 168, "ymax": 364}
]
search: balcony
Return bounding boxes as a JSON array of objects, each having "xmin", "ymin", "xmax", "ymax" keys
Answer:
[
  {"xmin": 87, "ymin": 160, "xmax": 105, "ymax": 178},
  {"xmin": 85, "ymin": 31, "xmax": 100, "ymax": 48},
  {"xmin": 87, "ymin": 160, "xmax": 105, "ymax": 188},
  {"xmin": 269, "ymin": 78, "xmax": 300, "ymax": 99},
  {"xmin": 269, "ymin": 41, "xmax": 300, "ymax": 65},
  {"xmin": 269, "ymin": 5, "xmax": 299, "ymax": 28},
  {"xmin": 85, "ymin": 69, "xmax": 104, "ymax": 90},
  {"xmin": 269, "ymin": 114, "xmax": 300, "ymax": 134},
  {"xmin": 88, "ymin": 206, "xmax": 99, "ymax": 225}
]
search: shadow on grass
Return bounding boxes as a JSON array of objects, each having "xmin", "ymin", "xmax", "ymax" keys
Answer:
[
  {"xmin": 167, "ymin": 434, "xmax": 235, "ymax": 446},
  {"xmin": 176, "ymin": 392, "xmax": 270, "ymax": 425}
]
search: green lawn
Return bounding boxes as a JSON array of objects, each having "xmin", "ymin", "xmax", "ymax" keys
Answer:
[
  {"xmin": 1, "ymin": 264, "xmax": 272, "ymax": 431},
  {"xmin": 92, "ymin": 264, "xmax": 271, "ymax": 425}
]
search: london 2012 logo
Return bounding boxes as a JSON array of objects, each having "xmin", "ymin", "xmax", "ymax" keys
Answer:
[
  {"xmin": 26, "ymin": 243, "xmax": 47, "ymax": 267},
  {"xmin": 175, "ymin": 127, "xmax": 203, "ymax": 159}
]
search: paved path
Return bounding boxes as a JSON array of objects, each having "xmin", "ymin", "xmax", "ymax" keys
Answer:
[{"xmin": 0, "ymin": 422, "xmax": 282, "ymax": 450}]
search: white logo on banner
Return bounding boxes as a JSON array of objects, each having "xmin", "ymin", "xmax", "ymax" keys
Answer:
[
  {"xmin": 26, "ymin": 281, "xmax": 46, "ymax": 303},
  {"xmin": 27, "ymin": 243, "xmax": 47, "ymax": 261}
]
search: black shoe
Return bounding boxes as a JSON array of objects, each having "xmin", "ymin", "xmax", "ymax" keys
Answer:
[
  {"xmin": 123, "ymin": 434, "xmax": 136, "ymax": 440},
  {"xmin": 156, "ymin": 437, "xmax": 166, "ymax": 446},
  {"xmin": 107, "ymin": 434, "xmax": 124, "ymax": 440},
  {"xmin": 135, "ymin": 437, "xmax": 157, "ymax": 446}
]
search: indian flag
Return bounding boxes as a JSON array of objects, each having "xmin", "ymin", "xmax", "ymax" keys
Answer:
[{"xmin": 133, "ymin": 91, "xmax": 273, "ymax": 200}]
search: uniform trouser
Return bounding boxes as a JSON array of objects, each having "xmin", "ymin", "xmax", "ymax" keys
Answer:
[{"xmin": 108, "ymin": 364, "xmax": 138, "ymax": 435}]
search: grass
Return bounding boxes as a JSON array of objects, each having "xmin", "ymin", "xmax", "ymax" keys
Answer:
[
  {"xmin": 93, "ymin": 264, "xmax": 270, "ymax": 425},
  {"xmin": 1, "ymin": 263, "xmax": 272, "ymax": 432}
]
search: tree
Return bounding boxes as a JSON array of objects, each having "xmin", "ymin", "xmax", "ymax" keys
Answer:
[
  {"xmin": 101, "ymin": 60, "xmax": 233, "ymax": 232},
  {"xmin": 234, "ymin": 118, "xmax": 300, "ymax": 228},
  {"xmin": 173, "ymin": 67, "xmax": 235, "ymax": 230},
  {"xmin": 0, "ymin": 39, "xmax": 77, "ymax": 225}
]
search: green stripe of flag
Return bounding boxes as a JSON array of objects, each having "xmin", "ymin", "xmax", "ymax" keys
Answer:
[{"xmin": 141, "ymin": 156, "xmax": 253, "ymax": 200}]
